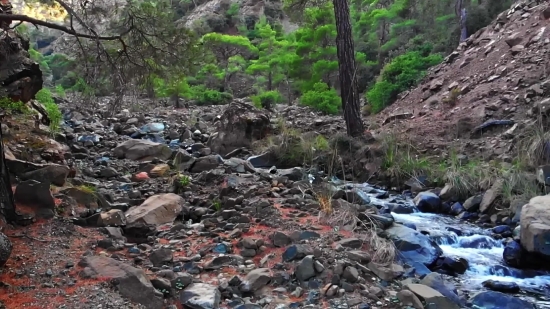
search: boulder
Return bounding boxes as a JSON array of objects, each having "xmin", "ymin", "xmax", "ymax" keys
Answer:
[
  {"xmin": 207, "ymin": 100, "xmax": 270, "ymax": 156},
  {"xmin": 78, "ymin": 256, "xmax": 163, "ymax": 309},
  {"xmin": 180, "ymin": 283, "xmax": 221, "ymax": 309},
  {"xmin": 13, "ymin": 179, "xmax": 55, "ymax": 218},
  {"xmin": 503, "ymin": 240, "xmax": 523, "ymax": 267},
  {"xmin": 19, "ymin": 164, "xmax": 70, "ymax": 186},
  {"xmin": 520, "ymin": 196, "xmax": 550, "ymax": 257},
  {"xmin": 241, "ymin": 268, "xmax": 271, "ymax": 292},
  {"xmin": 405, "ymin": 284, "xmax": 460, "ymax": 309},
  {"xmin": 0, "ymin": 232, "xmax": 12, "ymax": 267},
  {"xmin": 125, "ymin": 193, "xmax": 184, "ymax": 226},
  {"xmin": 470, "ymin": 291, "xmax": 535, "ymax": 309},
  {"xmin": 385, "ymin": 224, "xmax": 443, "ymax": 267},
  {"xmin": 113, "ymin": 139, "xmax": 172, "ymax": 161},
  {"xmin": 98, "ymin": 209, "xmax": 127, "ymax": 227},
  {"xmin": 190, "ymin": 155, "xmax": 223, "ymax": 173},
  {"xmin": 295, "ymin": 255, "xmax": 316, "ymax": 281},
  {"xmin": 420, "ymin": 272, "xmax": 462, "ymax": 307},
  {"xmin": 413, "ymin": 191, "xmax": 441, "ymax": 213}
]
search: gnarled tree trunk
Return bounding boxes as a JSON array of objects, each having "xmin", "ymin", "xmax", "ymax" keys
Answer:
[
  {"xmin": 0, "ymin": 120, "xmax": 16, "ymax": 223},
  {"xmin": 332, "ymin": 0, "xmax": 364, "ymax": 137}
]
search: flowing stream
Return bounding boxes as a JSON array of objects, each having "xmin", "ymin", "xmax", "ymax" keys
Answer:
[{"xmin": 346, "ymin": 182, "xmax": 550, "ymax": 307}]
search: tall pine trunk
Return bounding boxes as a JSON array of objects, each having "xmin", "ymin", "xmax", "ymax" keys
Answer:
[{"xmin": 333, "ymin": 0, "xmax": 364, "ymax": 137}]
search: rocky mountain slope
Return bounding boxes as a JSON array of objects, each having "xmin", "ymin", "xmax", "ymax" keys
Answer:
[{"xmin": 371, "ymin": 0, "xmax": 550, "ymax": 159}]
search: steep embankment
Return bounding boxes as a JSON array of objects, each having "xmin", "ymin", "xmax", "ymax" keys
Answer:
[{"xmin": 372, "ymin": 0, "xmax": 550, "ymax": 159}]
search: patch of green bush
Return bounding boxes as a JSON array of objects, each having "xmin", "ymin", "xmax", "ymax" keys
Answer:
[
  {"xmin": 366, "ymin": 51, "xmax": 443, "ymax": 113},
  {"xmin": 251, "ymin": 90, "xmax": 283, "ymax": 109},
  {"xmin": 0, "ymin": 97, "xmax": 30, "ymax": 114},
  {"xmin": 300, "ymin": 82, "xmax": 341, "ymax": 115},
  {"xmin": 35, "ymin": 88, "xmax": 63, "ymax": 133},
  {"xmin": 191, "ymin": 86, "xmax": 233, "ymax": 105}
]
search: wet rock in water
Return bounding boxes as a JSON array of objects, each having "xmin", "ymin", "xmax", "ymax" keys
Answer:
[
  {"xmin": 502, "ymin": 240, "xmax": 523, "ymax": 268},
  {"xmin": 482, "ymin": 279, "xmax": 520, "ymax": 293},
  {"xmin": 493, "ymin": 225, "xmax": 511, "ymax": 235},
  {"xmin": 0, "ymin": 232, "xmax": 12, "ymax": 267},
  {"xmin": 434, "ymin": 256, "xmax": 469, "ymax": 275},
  {"xmin": 470, "ymin": 291, "xmax": 535, "ymax": 309},
  {"xmin": 449, "ymin": 202, "xmax": 465, "ymax": 216},
  {"xmin": 113, "ymin": 139, "xmax": 172, "ymax": 161},
  {"xmin": 180, "ymin": 283, "xmax": 221, "ymax": 309},
  {"xmin": 78, "ymin": 256, "xmax": 163, "ymax": 309},
  {"xmin": 413, "ymin": 191, "xmax": 441, "ymax": 213},
  {"xmin": 385, "ymin": 224, "xmax": 443, "ymax": 267},
  {"xmin": 520, "ymin": 196, "xmax": 550, "ymax": 261},
  {"xmin": 125, "ymin": 193, "xmax": 184, "ymax": 226}
]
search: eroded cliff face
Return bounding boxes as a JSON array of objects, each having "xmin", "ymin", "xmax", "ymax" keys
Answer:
[{"xmin": 0, "ymin": 30, "xmax": 43, "ymax": 103}]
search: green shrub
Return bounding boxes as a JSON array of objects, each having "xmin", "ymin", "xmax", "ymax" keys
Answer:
[
  {"xmin": 191, "ymin": 86, "xmax": 233, "ymax": 105},
  {"xmin": 366, "ymin": 51, "xmax": 443, "ymax": 113},
  {"xmin": 0, "ymin": 97, "xmax": 30, "ymax": 114},
  {"xmin": 251, "ymin": 90, "xmax": 283, "ymax": 109},
  {"xmin": 35, "ymin": 88, "xmax": 63, "ymax": 133},
  {"xmin": 300, "ymin": 82, "xmax": 341, "ymax": 114},
  {"xmin": 55, "ymin": 85, "xmax": 66, "ymax": 97}
]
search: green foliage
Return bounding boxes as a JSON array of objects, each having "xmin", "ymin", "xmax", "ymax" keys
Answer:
[
  {"xmin": 300, "ymin": 82, "xmax": 341, "ymax": 114},
  {"xmin": 25, "ymin": 0, "xmax": 511, "ymax": 115},
  {"xmin": 0, "ymin": 97, "xmax": 31, "ymax": 114},
  {"xmin": 35, "ymin": 89, "xmax": 63, "ymax": 133},
  {"xmin": 55, "ymin": 85, "xmax": 66, "ymax": 97},
  {"xmin": 192, "ymin": 86, "xmax": 233, "ymax": 105},
  {"xmin": 251, "ymin": 90, "xmax": 283, "ymax": 109},
  {"xmin": 178, "ymin": 174, "xmax": 191, "ymax": 187},
  {"xmin": 213, "ymin": 199, "xmax": 222, "ymax": 211},
  {"xmin": 367, "ymin": 51, "xmax": 443, "ymax": 113}
]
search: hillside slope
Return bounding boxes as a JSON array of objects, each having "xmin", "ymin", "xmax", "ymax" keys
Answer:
[{"xmin": 371, "ymin": 0, "xmax": 550, "ymax": 160}]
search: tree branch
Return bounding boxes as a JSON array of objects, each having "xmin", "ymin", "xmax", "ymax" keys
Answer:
[{"xmin": 0, "ymin": 13, "xmax": 132, "ymax": 40}]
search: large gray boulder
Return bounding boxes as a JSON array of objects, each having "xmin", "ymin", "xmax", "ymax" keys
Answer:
[
  {"xmin": 207, "ymin": 100, "xmax": 270, "ymax": 156},
  {"xmin": 78, "ymin": 256, "xmax": 163, "ymax": 309},
  {"xmin": 125, "ymin": 193, "xmax": 184, "ymax": 226},
  {"xmin": 520, "ymin": 196, "xmax": 550, "ymax": 257},
  {"xmin": 113, "ymin": 139, "xmax": 172, "ymax": 161}
]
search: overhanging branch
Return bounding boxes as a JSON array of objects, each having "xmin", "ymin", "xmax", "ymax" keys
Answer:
[{"xmin": 0, "ymin": 13, "xmax": 132, "ymax": 40}]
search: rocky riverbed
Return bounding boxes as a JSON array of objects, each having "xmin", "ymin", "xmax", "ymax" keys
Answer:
[{"xmin": 0, "ymin": 99, "xmax": 549, "ymax": 309}]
